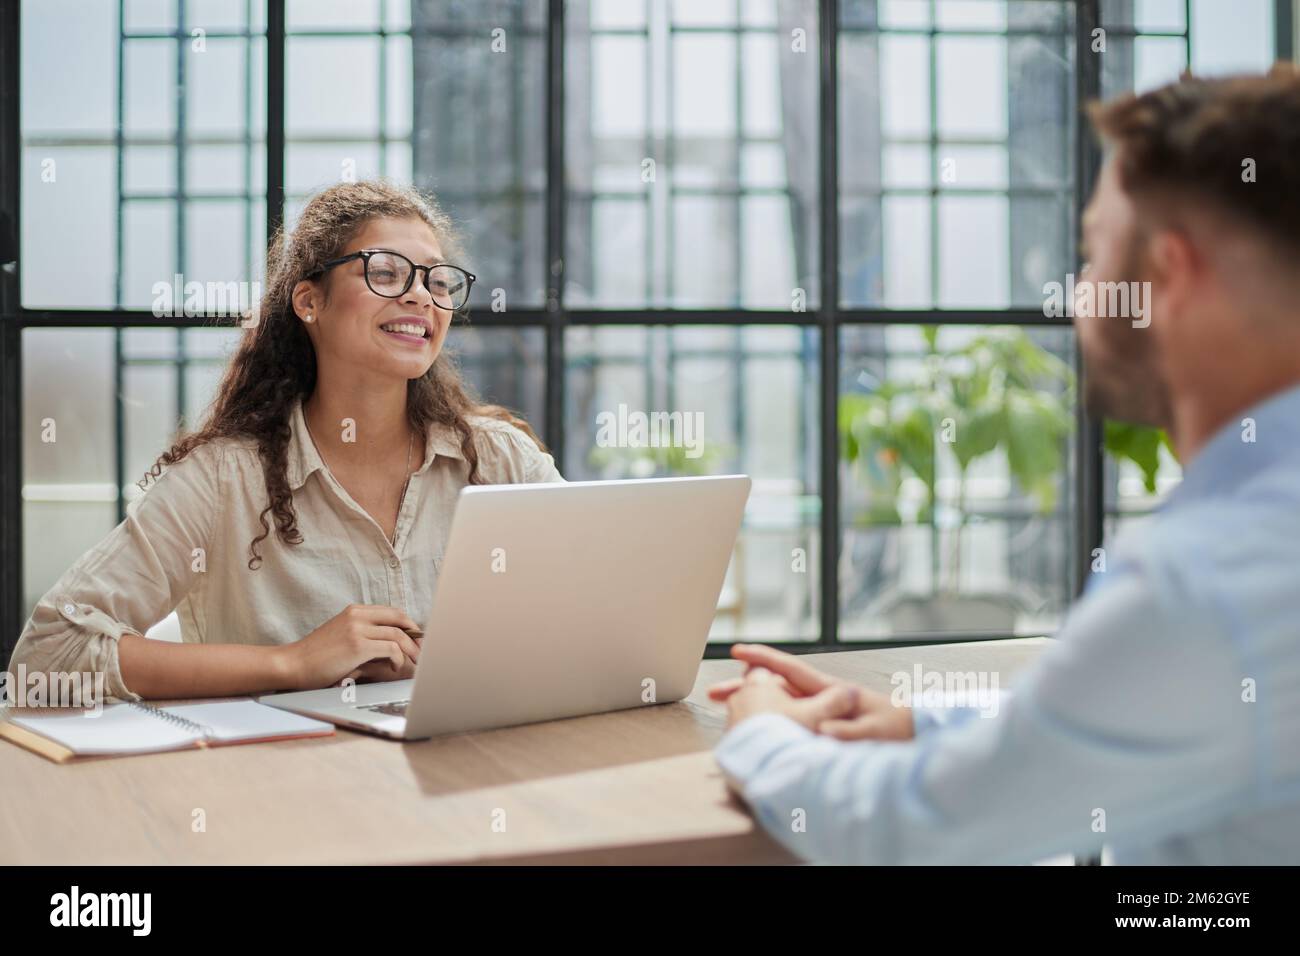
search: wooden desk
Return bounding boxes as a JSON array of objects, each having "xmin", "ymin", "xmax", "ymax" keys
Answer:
[{"xmin": 0, "ymin": 638, "xmax": 1049, "ymax": 865}]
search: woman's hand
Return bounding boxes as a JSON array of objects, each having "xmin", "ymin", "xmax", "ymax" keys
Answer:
[
  {"xmin": 278, "ymin": 603, "xmax": 423, "ymax": 690},
  {"xmin": 345, "ymin": 650, "xmax": 422, "ymax": 684}
]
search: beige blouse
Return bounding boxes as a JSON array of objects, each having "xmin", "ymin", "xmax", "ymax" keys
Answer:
[{"xmin": 9, "ymin": 397, "xmax": 565, "ymax": 702}]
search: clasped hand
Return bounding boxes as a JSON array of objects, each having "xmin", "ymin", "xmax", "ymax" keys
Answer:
[{"xmin": 707, "ymin": 644, "xmax": 915, "ymax": 741}]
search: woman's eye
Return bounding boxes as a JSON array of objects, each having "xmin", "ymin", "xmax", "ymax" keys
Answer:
[{"xmin": 372, "ymin": 269, "xmax": 398, "ymax": 281}]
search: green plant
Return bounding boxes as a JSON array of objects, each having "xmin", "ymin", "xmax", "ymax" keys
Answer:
[
  {"xmin": 1104, "ymin": 420, "xmax": 1173, "ymax": 494},
  {"xmin": 840, "ymin": 326, "xmax": 1074, "ymax": 594}
]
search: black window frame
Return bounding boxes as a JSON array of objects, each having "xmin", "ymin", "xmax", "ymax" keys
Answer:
[{"xmin": 2, "ymin": 0, "xmax": 1294, "ymax": 664}]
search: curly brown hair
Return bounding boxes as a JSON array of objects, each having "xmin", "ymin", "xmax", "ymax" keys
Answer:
[{"xmin": 138, "ymin": 179, "xmax": 545, "ymax": 571}]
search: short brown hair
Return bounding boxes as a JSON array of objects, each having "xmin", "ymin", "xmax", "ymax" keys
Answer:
[{"xmin": 1087, "ymin": 63, "xmax": 1300, "ymax": 255}]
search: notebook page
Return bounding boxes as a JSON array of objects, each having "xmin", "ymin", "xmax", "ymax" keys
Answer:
[
  {"xmin": 163, "ymin": 700, "xmax": 332, "ymax": 742},
  {"xmin": 9, "ymin": 705, "xmax": 199, "ymax": 755}
]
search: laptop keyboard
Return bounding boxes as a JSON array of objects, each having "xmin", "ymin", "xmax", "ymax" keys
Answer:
[{"xmin": 357, "ymin": 700, "xmax": 410, "ymax": 717}]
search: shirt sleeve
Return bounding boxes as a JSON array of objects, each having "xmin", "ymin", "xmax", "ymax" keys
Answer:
[
  {"xmin": 909, "ymin": 688, "xmax": 1013, "ymax": 735},
  {"xmin": 475, "ymin": 420, "xmax": 565, "ymax": 484},
  {"xmin": 7, "ymin": 441, "xmax": 226, "ymax": 703},
  {"xmin": 523, "ymin": 439, "xmax": 564, "ymax": 483},
  {"xmin": 713, "ymin": 566, "xmax": 1256, "ymax": 865}
]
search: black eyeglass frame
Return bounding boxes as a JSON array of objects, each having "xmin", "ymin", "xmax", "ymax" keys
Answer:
[{"xmin": 308, "ymin": 249, "xmax": 477, "ymax": 307}]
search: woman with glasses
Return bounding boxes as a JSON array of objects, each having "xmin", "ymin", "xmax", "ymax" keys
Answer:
[{"xmin": 11, "ymin": 179, "xmax": 563, "ymax": 702}]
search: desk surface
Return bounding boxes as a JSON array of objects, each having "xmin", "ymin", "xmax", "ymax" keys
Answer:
[{"xmin": 1, "ymin": 638, "xmax": 1048, "ymax": 865}]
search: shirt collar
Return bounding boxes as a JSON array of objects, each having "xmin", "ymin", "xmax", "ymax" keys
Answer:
[
  {"xmin": 286, "ymin": 395, "xmax": 467, "ymax": 491},
  {"xmin": 1163, "ymin": 381, "xmax": 1300, "ymax": 510}
]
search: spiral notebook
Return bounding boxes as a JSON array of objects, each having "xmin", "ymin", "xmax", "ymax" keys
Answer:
[{"xmin": 0, "ymin": 700, "xmax": 334, "ymax": 763}]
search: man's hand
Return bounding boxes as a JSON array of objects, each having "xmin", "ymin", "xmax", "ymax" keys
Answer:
[
  {"xmin": 710, "ymin": 644, "xmax": 915, "ymax": 740},
  {"xmin": 722, "ymin": 665, "xmax": 860, "ymax": 731}
]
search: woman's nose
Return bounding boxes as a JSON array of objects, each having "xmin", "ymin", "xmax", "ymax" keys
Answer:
[{"xmin": 401, "ymin": 276, "xmax": 434, "ymax": 308}]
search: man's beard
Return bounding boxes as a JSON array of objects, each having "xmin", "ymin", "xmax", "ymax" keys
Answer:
[
  {"xmin": 1078, "ymin": 250, "xmax": 1172, "ymax": 428},
  {"xmin": 1081, "ymin": 344, "xmax": 1169, "ymax": 426}
]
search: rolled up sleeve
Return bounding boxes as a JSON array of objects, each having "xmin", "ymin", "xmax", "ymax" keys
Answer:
[{"xmin": 8, "ymin": 441, "xmax": 226, "ymax": 703}]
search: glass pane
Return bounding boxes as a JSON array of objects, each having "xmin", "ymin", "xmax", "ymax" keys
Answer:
[
  {"xmin": 187, "ymin": 0, "xmax": 256, "ymax": 32},
  {"xmin": 287, "ymin": 0, "xmax": 381, "ymax": 30},
  {"xmin": 565, "ymin": 0, "xmax": 820, "ymax": 308},
  {"xmin": 1191, "ymin": 0, "xmax": 1275, "ymax": 76},
  {"xmin": 20, "ymin": 1, "xmax": 268, "ymax": 309},
  {"xmin": 122, "ymin": 201, "xmax": 178, "ymax": 309},
  {"xmin": 937, "ymin": 36, "xmax": 1007, "ymax": 139},
  {"xmin": 565, "ymin": 326, "xmax": 820, "ymax": 641},
  {"xmin": 186, "ymin": 37, "xmax": 252, "ymax": 136},
  {"xmin": 939, "ymin": 195, "xmax": 1008, "ymax": 306},
  {"xmin": 124, "ymin": 0, "xmax": 178, "ymax": 33},
  {"xmin": 1100, "ymin": 0, "xmax": 1187, "ymax": 31},
  {"xmin": 20, "ymin": 146, "xmax": 119, "ymax": 307},
  {"xmin": 840, "ymin": 325, "xmax": 1077, "ymax": 639},
  {"xmin": 287, "ymin": 37, "xmax": 382, "ymax": 138},
  {"xmin": 839, "ymin": 1, "xmax": 1076, "ymax": 308},
  {"xmin": 446, "ymin": 327, "xmax": 547, "ymax": 440},
  {"xmin": 105, "ymin": 328, "xmax": 242, "ymax": 503},
  {"xmin": 1101, "ymin": 34, "xmax": 1187, "ymax": 97},
  {"xmin": 937, "ymin": 1, "xmax": 1009, "ymax": 32},
  {"xmin": 22, "ymin": 329, "xmax": 120, "ymax": 623},
  {"xmin": 880, "ymin": 194, "xmax": 929, "ymax": 306}
]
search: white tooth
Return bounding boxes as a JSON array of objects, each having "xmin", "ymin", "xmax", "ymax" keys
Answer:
[{"xmin": 382, "ymin": 323, "xmax": 426, "ymax": 337}]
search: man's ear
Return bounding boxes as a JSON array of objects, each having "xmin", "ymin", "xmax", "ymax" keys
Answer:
[{"xmin": 1145, "ymin": 227, "xmax": 1201, "ymax": 322}]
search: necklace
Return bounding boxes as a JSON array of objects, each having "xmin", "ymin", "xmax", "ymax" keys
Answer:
[
  {"xmin": 303, "ymin": 407, "xmax": 414, "ymax": 547},
  {"xmin": 393, "ymin": 429, "xmax": 414, "ymax": 546}
]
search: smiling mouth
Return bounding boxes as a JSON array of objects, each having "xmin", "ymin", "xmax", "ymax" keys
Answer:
[{"xmin": 379, "ymin": 322, "xmax": 430, "ymax": 342}]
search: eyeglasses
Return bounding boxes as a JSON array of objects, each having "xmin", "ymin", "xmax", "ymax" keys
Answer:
[{"xmin": 308, "ymin": 249, "xmax": 476, "ymax": 310}]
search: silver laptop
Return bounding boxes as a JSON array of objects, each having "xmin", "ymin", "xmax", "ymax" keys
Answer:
[{"xmin": 258, "ymin": 475, "xmax": 751, "ymax": 740}]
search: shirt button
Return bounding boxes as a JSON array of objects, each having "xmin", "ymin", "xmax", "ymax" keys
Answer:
[
  {"xmin": 388, "ymin": 558, "xmax": 400, "ymax": 569},
  {"xmin": 63, "ymin": 603, "xmax": 76, "ymax": 615}
]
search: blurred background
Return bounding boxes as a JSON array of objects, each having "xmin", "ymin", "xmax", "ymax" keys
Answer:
[{"xmin": 3, "ymin": 0, "xmax": 1290, "ymax": 661}]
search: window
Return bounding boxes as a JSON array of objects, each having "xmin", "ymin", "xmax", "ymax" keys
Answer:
[
  {"xmin": 840, "ymin": 324, "xmax": 1076, "ymax": 637},
  {"xmin": 564, "ymin": 0, "xmax": 820, "ymax": 308},
  {"xmin": 4, "ymin": 0, "xmax": 1289, "ymax": 661},
  {"xmin": 840, "ymin": 0, "xmax": 1075, "ymax": 309}
]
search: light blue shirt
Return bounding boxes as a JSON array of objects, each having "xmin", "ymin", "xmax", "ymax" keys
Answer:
[{"xmin": 715, "ymin": 383, "xmax": 1300, "ymax": 865}]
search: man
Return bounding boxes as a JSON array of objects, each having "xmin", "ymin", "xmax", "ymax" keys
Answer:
[{"xmin": 711, "ymin": 65, "xmax": 1300, "ymax": 865}]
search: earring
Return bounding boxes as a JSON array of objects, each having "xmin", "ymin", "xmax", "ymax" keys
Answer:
[{"xmin": 303, "ymin": 313, "xmax": 314, "ymax": 323}]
